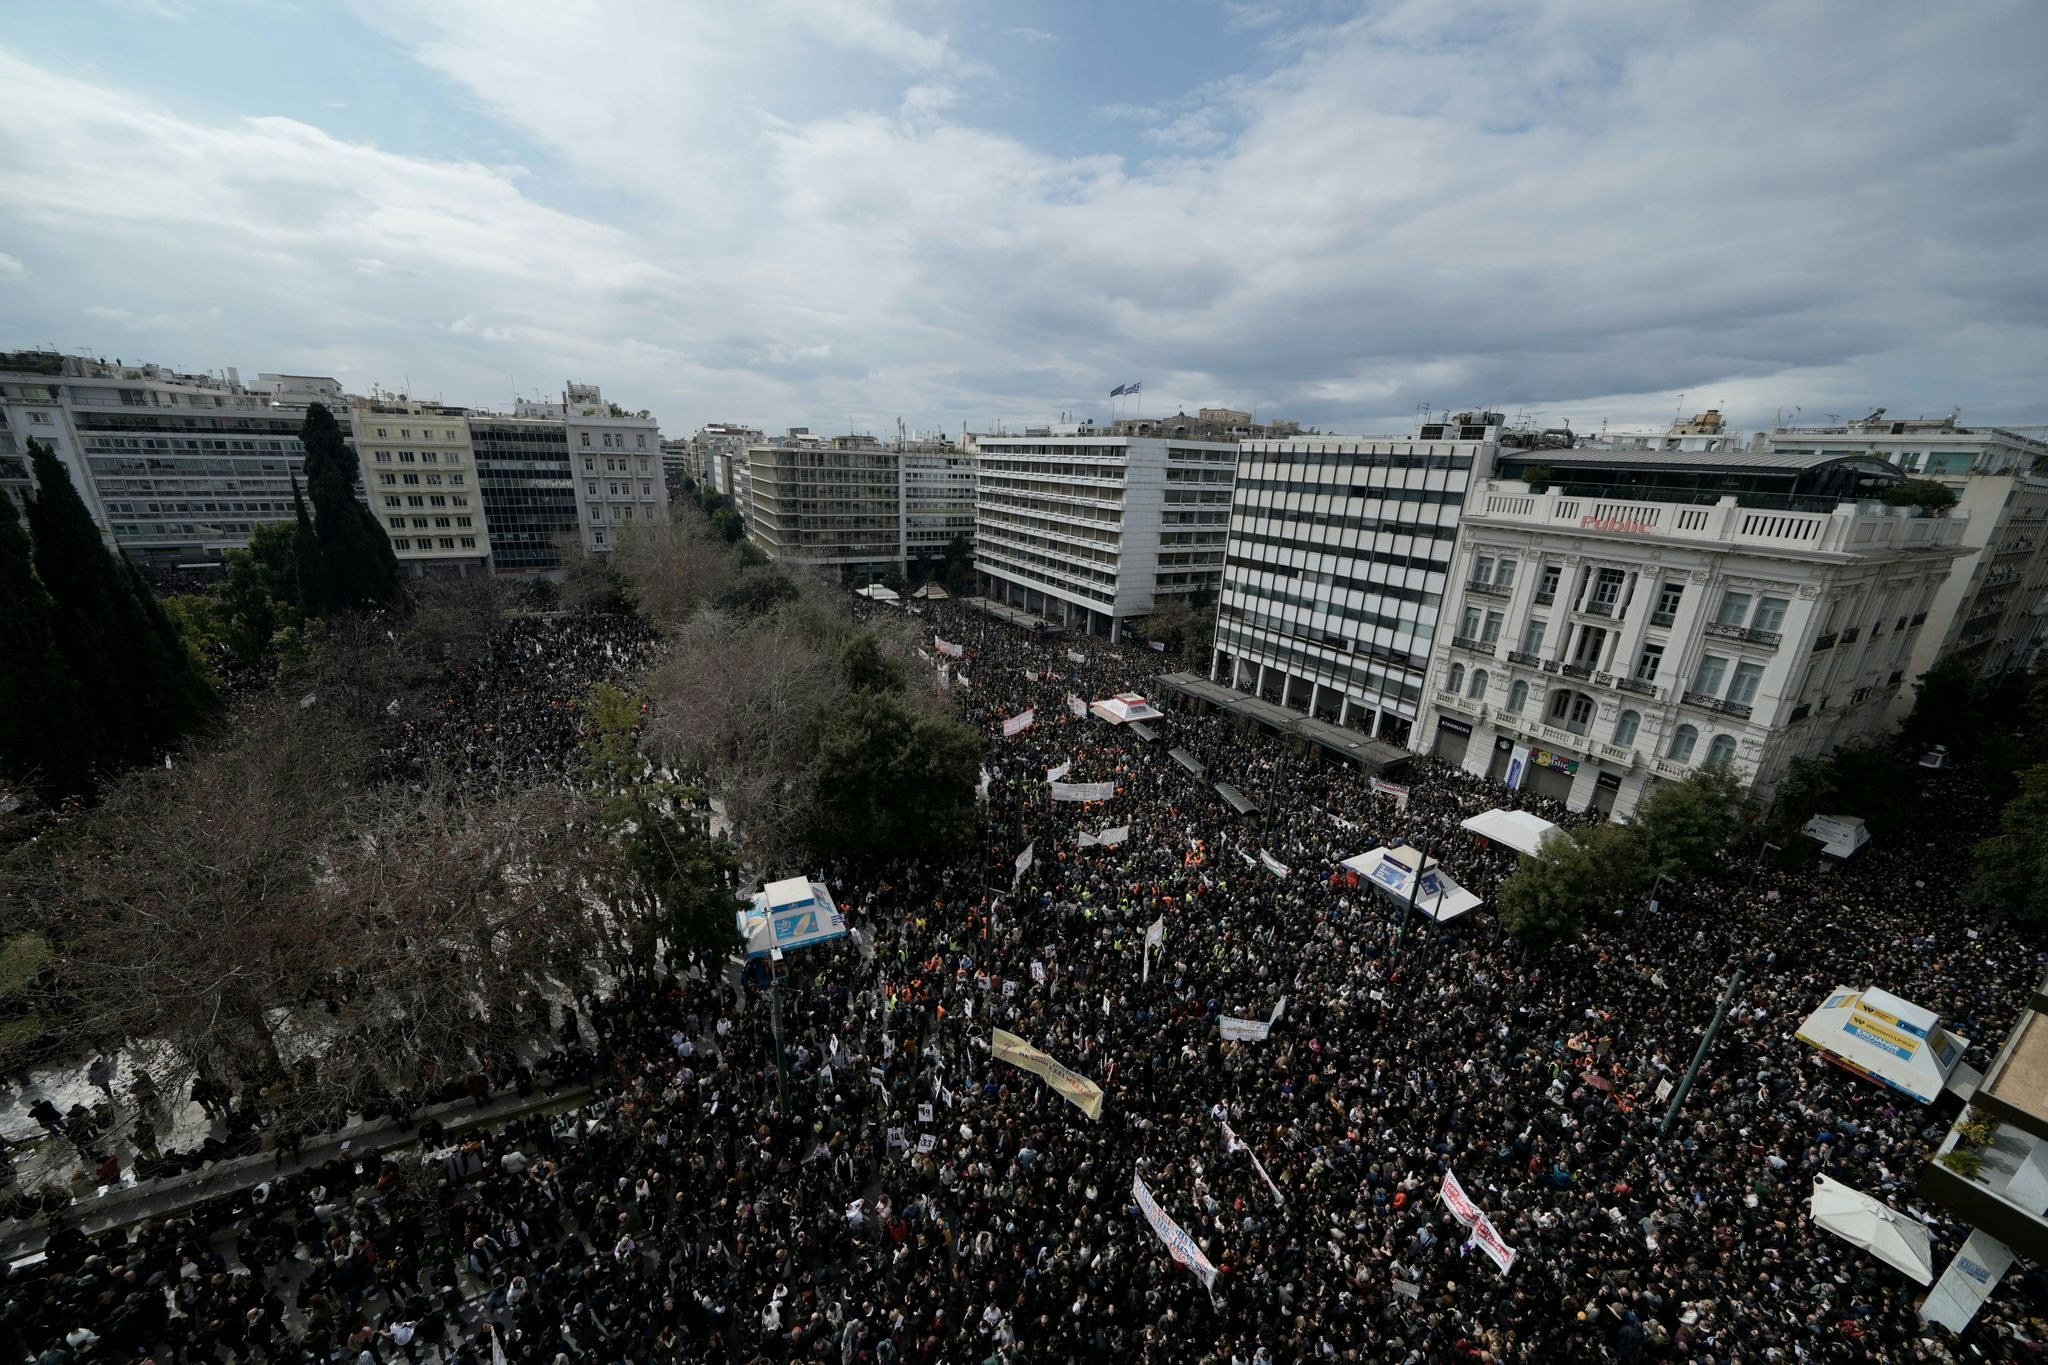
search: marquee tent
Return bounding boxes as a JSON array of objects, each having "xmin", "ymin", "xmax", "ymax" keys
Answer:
[
  {"xmin": 910, "ymin": 583, "xmax": 950, "ymax": 600},
  {"xmin": 1809, "ymin": 1175, "xmax": 1935, "ymax": 1283},
  {"xmin": 1459, "ymin": 808, "xmax": 1563, "ymax": 858},
  {"xmin": 854, "ymin": 584, "xmax": 900, "ymax": 601},
  {"xmin": 1090, "ymin": 693, "xmax": 1164, "ymax": 725},
  {"xmin": 1803, "ymin": 814, "xmax": 1871, "ymax": 859},
  {"xmin": 1341, "ymin": 845, "xmax": 1481, "ymax": 922},
  {"xmin": 1795, "ymin": 985, "xmax": 1969, "ymax": 1104}
]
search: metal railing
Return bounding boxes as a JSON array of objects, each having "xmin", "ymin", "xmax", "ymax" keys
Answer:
[
  {"xmin": 1465, "ymin": 581, "xmax": 1512, "ymax": 598},
  {"xmin": 1650, "ymin": 611, "xmax": 1677, "ymax": 627},
  {"xmin": 1811, "ymin": 633, "xmax": 1838, "ymax": 652},
  {"xmin": 1450, "ymin": 636, "xmax": 1496, "ymax": 656},
  {"xmin": 1507, "ymin": 649, "xmax": 1541, "ymax": 667},
  {"xmin": 1703, "ymin": 621, "xmax": 1781, "ymax": 647}
]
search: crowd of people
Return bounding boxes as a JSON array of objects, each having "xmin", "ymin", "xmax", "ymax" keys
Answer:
[{"xmin": 7, "ymin": 596, "xmax": 2047, "ymax": 1364}]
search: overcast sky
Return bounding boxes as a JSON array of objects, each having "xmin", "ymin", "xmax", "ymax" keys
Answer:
[{"xmin": 2, "ymin": 0, "xmax": 2044, "ymax": 439}]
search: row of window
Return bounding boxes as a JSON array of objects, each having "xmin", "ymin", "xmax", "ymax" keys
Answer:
[
  {"xmin": 1448, "ymin": 662, "xmax": 1741, "ymax": 764},
  {"xmin": 581, "ymin": 432, "xmax": 650, "ymax": 450},
  {"xmin": 392, "ymin": 536, "xmax": 479, "ymax": 552},
  {"xmin": 376, "ymin": 472, "xmax": 466, "ymax": 488},
  {"xmin": 382, "ymin": 493, "xmax": 470, "ymax": 510},
  {"xmin": 387, "ymin": 515, "xmax": 475, "ymax": 531},
  {"xmin": 370, "ymin": 450, "xmax": 461, "ymax": 466}
]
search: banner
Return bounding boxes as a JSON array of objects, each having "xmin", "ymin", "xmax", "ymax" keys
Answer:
[
  {"xmin": 1047, "ymin": 761, "xmax": 1072, "ymax": 782},
  {"xmin": 1440, "ymin": 1170, "xmax": 1518, "ymax": 1275},
  {"xmin": 1051, "ymin": 780, "xmax": 1117, "ymax": 802},
  {"xmin": 1012, "ymin": 841, "xmax": 1035, "ymax": 890},
  {"xmin": 935, "ymin": 637, "xmax": 964, "ymax": 659},
  {"xmin": 1219, "ymin": 1016, "xmax": 1271, "ymax": 1042},
  {"xmin": 991, "ymin": 1029, "xmax": 1105, "ymax": 1121},
  {"xmin": 957, "ymin": 670, "xmax": 970, "ymax": 689},
  {"xmin": 1259, "ymin": 851, "xmax": 1291, "ymax": 877},
  {"xmin": 1003, "ymin": 709, "xmax": 1036, "ymax": 738},
  {"xmin": 1371, "ymin": 778, "xmax": 1410, "ymax": 800},
  {"xmin": 1504, "ymin": 745, "xmax": 1530, "ymax": 792},
  {"xmin": 1220, "ymin": 1119, "xmax": 1285, "ymax": 1206},
  {"xmin": 1150, "ymin": 641, "xmax": 1167, "ymax": 653},
  {"xmin": 1132, "ymin": 1173, "xmax": 1217, "ymax": 1288},
  {"xmin": 1097, "ymin": 824, "xmax": 1130, "ymax": 847},
  {"xmin": 1025, "ymin": 670, "xmax": 1041, "ymax": 682},
  {"xmin": 1143, "ymin": 916, "xmax": 1164, "ymax": 983},
  {"xmin": 1065, "ymin": 694, "xmax": 1088, "ymax": 718},
  {"xmin": 1067, "ymin": 650, "xmax": 1086, "ymax": 664}
]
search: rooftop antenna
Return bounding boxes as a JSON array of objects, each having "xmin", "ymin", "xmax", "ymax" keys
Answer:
[{"xmin": 1673, "ymin": 393, "xmax": 1686, "ymax": 426}]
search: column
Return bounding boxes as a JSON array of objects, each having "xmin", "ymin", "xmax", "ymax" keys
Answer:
[{"xmin": 1338, "ymin": 694, "xmax": 1352, "ymax": 726}]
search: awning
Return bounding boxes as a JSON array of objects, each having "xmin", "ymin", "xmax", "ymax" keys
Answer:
[
  {"xmin": 1169, "ymin": 747, "xmax": 1207, "ymax": 778},
  {"xmin": 1459, "ymin": 809, "xmax": 1563, "ymax": 858},
  {"xmin": 1128, "ymin": 721, "xmax": 1159, "ymax": 744},
  {"xmin": 1809, "ymin": 1175, "xmax": 1935, "ymax": 1284},
  {"xmin": 1340, "ymin": 846, "xmax": 1482, "ymax": 922},
  {"xmin": 1214, "ymin": 782, "xmax": 1258, "ymax": 816}
]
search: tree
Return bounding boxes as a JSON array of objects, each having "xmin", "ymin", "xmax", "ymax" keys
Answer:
[
  {"xmin": 0, "ymin": 493, "xmax": 94, "ymax": 801},
  {"xmin": 941, "ymin": 533, "xmax": 975, "ymax": 594},
  {"xmin": 553, "ymin": 532, "xmax": 632, "ymax": 614},
  {"xmin": 1881, "ymin": 478, "xmax": 1959, "ymax": 513},
  {"xmin": 715, "ymin": 564, "xmax": 799, "ymax": 617},
  {"xmin": 1497, "ymin": 826, "xmax": 1646, "ymax": 953},
  {"xmin": 808, "ymin": 688, "xmax": 981, "ymax": 861},
  {"xmin": 1136, "ymin": 596, "xmax": 1194, "ymax": 653},
  {"xmin": 215, "ymin": 520, "xmax": 306, "ymax": 673},
  {"xmin": 1765, "ymin": 746, "xmax": 1911, "ymax": 852},
  {"xmin": 609, "ymin": 517, "xmax": 737, "ymax": 629},
  {"xmin": 1968, "ymin": 762, "xmax": 2048, "ymax": 919},
  {"xmin": 1631, "ymin": 765, "xmax": 1743, "ymax": 879},
  {"xmin": 838, "ymin": 629, "xmax": 907, "ymax": 694},
  {"xmin": 1900, "ymin": 655, "xmax": 1977, "ymax": 753},
  {"xmin": 299, "ymin": 403, "xmax": 399, "ymax": 612}
]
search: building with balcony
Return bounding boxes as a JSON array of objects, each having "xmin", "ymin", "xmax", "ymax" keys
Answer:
[
  {"xmin": 970, "ymin": 431, "xmax": 1237, "ymax": 638},
  {"xmin": 1766, "ymin": 412, "xmax": 2048, "ymax": 703},
  {"xmin": 1414, "ymin": 446, "xmax": 1968, "ymax": 815},
  {"xmin": 348, "ymin": 400, "xmax": 492, "ymax": 577},
  {"xmin": 741, "ymin": 438, "xmax": 972, "ymax": 583},
  {"xmin": 563, "ymin": 384, "xmax": 667, "ymax": 555},
  {"xmin": 1208, "ymin": 420, "xmax": 1500, "ymax": 748},
  {"xmin": 689, "ymin": 423, "xmax": 764, "ymax": 495},
  {"xmin": 0, "ymin": 350, "xmax": 342, "ymax": 571}
]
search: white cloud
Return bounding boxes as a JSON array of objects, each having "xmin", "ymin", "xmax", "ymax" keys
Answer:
[
  {"xmin": 0, "ymin": 252, "xmax": 24, "ymax": 280},
  {"xmin": 84, "ymin": 305, "xmax": 135, "ymax": 323},
  {"xmin": 1003, "ymin": 26, "xmax": 1055, "ymax": 43}
]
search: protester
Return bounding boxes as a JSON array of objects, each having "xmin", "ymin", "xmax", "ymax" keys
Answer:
[{"xmin": 6, "ymin": 597, "xmax": 2045, "ymax": 1364}]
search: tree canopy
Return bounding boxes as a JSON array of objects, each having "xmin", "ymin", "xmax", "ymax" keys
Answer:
[{"xmin": 299, "ymin": 402, "xmax": 399, "ymax": 612}]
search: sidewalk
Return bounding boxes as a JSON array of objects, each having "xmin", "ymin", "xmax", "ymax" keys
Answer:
[{"xmin": 0, "ymin": 1081, "xmax": 592, "ymax": 1263}]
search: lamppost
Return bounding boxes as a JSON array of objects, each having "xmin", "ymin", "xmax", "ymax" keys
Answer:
[
  {"xmin": 1748, "ymin": 842, "xmax": 1782, "ymax": 891},
  {"xmin": 1646, "ymin": 872, "xmax": 1672, "ymax": 915},
  {"xmin": 1394, "ymin": 836, "xmax": 1436, "ymax": 962}
]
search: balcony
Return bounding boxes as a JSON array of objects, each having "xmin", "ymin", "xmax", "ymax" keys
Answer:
[
  {"xmin": 1703, "ymin": 621, "xmax": 1782, "ymax": 648},
  {"xmin": 1790, "ymin": 702, "xmax": 1811, "ymax": 722},
  {"xmin": 1650, "ymin": 611, "xmax": 1677, "ymax": 628},
  {"xmin": 1618, "ymin": 676, "xmax": 1657, "ymax": 697},
  {"xmin": 1598, "ymin": 742, "xmax": 1639, "ymax": 769},
  {"xmin": 1440, "ymin": 694, "xmax": 1488, "ymax": 722},
  {"xmin": 1912, "ymin": 611, "xmax": 1929, "ymax": 627},
  {"xmin": 1840, "ymin": 626, "xmax": 1861, "ymax": 644},
  {"xmin": 1812, "ymin": 633, "xmax": 1838, "ymax": 652},
  {"xmin": 1581, "ymin": 600, "xmax": 1617, "ymax": 618},
  {"xmin": 1652, "ymin": 757, "xmax": 1692, "ymax": 779},
  {"xmin": 1450, "ymin": 635, "xmax": 1496, "ymax": 657},
  {"xmin": 1683, "ymin": 691, "xmax": 1754, "ymax": 719},
  {"xmin": 1534, "ymin": 590, "xmax": 1556, "ymax": 606},
  {"xmin": 1560, "ymin": 662, "xmax": 1594, "ymax": 680},
  {"xmin": 1466, "ymin": 580, "xmax": 1512, "ymax": 598},
  {"xmin": 1507, "ymin": 649, "xmax": 1542, "ymax": 668}
]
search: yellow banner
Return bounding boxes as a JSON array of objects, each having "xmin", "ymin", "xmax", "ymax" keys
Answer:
[{"xmin": 991, "ymin": 1029, "xmax": 1105, "ymax": 1121}]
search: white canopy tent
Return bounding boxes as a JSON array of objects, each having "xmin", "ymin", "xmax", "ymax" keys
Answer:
[
  {"xmin": 910, "ymin": 583, "xmax": 950, "ymax": 600},
  {"xmin": 1459, "ymin": 809, "xmax": 1563, "ymax": 858},
  {"xmin": 1340, "ymin": 845, "xmax": 1482, "ymax": 922},
  {"xmin": 1809, "ymin": 1175, "xmax": 1935, "ymax": 1283},
  {"xmin": 1794, "ymin": 985, "xmax": 1969, "ymax": 1104},
  {"xmin": 1803, "ymin": 814, "xmax": 1871, "ymax": 859},
  {"xmin": 1091, "ymin": 693, "xmax": 1164, "ymax": 725},
  {"xmin": 736, "ymin": 876, "xmax": 849, "ymax": 959},
  {"xmin": 854, "ymin": 584, "xmax": 901, "ymax": 602}
]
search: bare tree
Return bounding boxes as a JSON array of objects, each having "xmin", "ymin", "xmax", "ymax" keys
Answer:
[{"xmin": 610, "ymin": 517, "xmax": 738, "ymax": 631}]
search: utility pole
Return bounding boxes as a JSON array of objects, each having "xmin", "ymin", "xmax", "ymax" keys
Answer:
[
  {"xmin": 767, "ymin": 949, "xmax": 792, "ymax": 1117},
  {"xmin": 1393, "ymin": 836, "xmax": 1434, "ymax": 962},
  {"xmin": 1661, "ymin": 966, "xmax": 1744, "ymax": 1138}
]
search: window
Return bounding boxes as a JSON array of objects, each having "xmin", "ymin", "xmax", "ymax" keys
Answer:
[
  {"xmin": 1461, "ymin": 606, "xmax": 1482, "ymax": 638},
  {"xmin": 377, "ymin": 473, "xmax": 396, "ymax": 486},
  {"xmin": 1715, "ymin": 591, "xmax": 1752, "ymax": 627},
  {"xmin": 1548, "ymin": 689, "xmax": 1594, "ymax": 731},
  {"xmin": 393, "ymin": 537, "xmax": 411, "ymax": 550},
  {"xmin": 456, "ymin": 515, "xmax": 472, "ymax": 528},
  {"xmin": 1692, "ymin": 654, "xmax": 1729, "ymax": 695},
  {"xmin": 437, "ymin": 537, "xmax": 454, "ymax": 550},
  {"xmin": 387, "ymin": 516, "xmax": 404, "ymax": 529},
  {"xmin": 587, "ymin": 481, "xmax": 598, "ymax": 496},
  {"xmin": 406, "ymin": 495, "xmax": 424, "ymax": 507},
  {"xmin": 1506, "ymin": 680, "xmax": 1529, "ymax": 714},
  {"xmin": 1521, "ymin": 620, "xmax": 1546, "ymax": 654},
  {"xmin": 1613, "ymin": 709, "xmax": 1640, "ymax": 747},
  {"xmin": 460, "ymin": 536, "xmax": 477, "ymax": 548},
  {"xmin": 581, "ymin": 433, "xmax": 591, "ymax": 447},
  {"xmin": 592, "ymin": 527, "xmax": 605, "ymax": 545},
  {"xmin": 401, "ymin": 472, "xmax": 420, "ymax": 486},
  {"xmin": 450, "ymin": 474, "xmax": 463, "ymax": 486},
  {"xmin": 374, "ymin": 451, "xmax": 392, "ymax": 463},
  {"xmin": 583, "ymin": 457, "xmax": 594, "ymax": 471},
  {"xmin": 1753, "ymin": 595, "xmax": 1788, "ymax": 633},
  {"xmin": 1706, "ymin": 734, "xmax": 1737, "ymax": 767},
  {"xmin": 1473, "ymin": 555, "xmax": 1494, "ymax": 585},
  {"xmin": 636, "ymin": 435, "xmax": 646, "ymax": 450},
  {"xmin": 429, "ymin": 494, "xmax": 446, "ymax": 507},
  {"xmin": 1727, "ymin": 661, "xmax": 1765, "ymax": 708},
  {"xmin": 399, "ymin": 450, "xmax": 416, "ymax": 463},
  {"xmin": 424, "ymin": 473, "xmax": 443, "ymax": 486},
  {"xmin": 1654, "ymin": 582, "xmax": 1683, "ymax": 623},
  {"xmin": 399, "ymin": 429, "xmax": 411, "ymax": 439},
  {"xmin": 1480, "ymin": 611, "xmax": 1503, "ymax": 645},
  {"xmin": 1591, "ymin": 568, "xmax": 1625, "ymax": 610},
  {"xmin": 1468, "ymin": 668, "xmax": 1489, "ymax": 699},
  {"xmin": 1447, "ymin": 663, "xmax": 1465, "ymax": 695},
  {"xmin": 421, "ymin": 451, "xmax": 438, "ymax": 464},
  {"xmin": 383, "ymin": 496, "xmax": 401, "ymax": 508},
  {"xmin": 1634, "ymin": 643, "xmax": 1663, "ymax": 682},
  {"xmin": 376, "ymin": 428, "xmax": 388, "ymax": 438},
  {"xmin": 1667, "ymin": 724, "xmax": 1698, "ymax": 761},
  {"xmin": 1539, "ymin": 564, "xmax": 1561, "ymax": 600},
  {"xmin": 434, "ymin": 516, "xmax": 451, "ymax": 529},
  {"xmin": 641, "ymin": 481, "xmax": 652, "ymax": 496},
  {"xmin": 1496, "ymin": 559, "xmax": 1517, "ymax": 590},
  {"xmin": 411, "ymin": 517, "xmax": 428, "ymax": 529}
]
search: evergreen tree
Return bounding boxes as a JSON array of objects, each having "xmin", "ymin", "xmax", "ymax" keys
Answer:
[
  {"xmin": 299, "ymin": 403, "xmax": 398, "ymax": 611},
  {"xmin": 0, "ymin": 493, "xmax": 95, "ymax": 799},
  {"xmin": 1969, "ymin": 762, "xmax": 2048, "ymax": 919},
  {"xmin": 289, "ymin": 472, "xmax": 324, "ymax": 617}
]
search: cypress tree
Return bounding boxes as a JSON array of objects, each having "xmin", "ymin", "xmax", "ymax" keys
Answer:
[
  {"xmin": 290, "ymin": 471, "xmax": 324, "ymax": 616},
  {"xmin": 0, "ymin": 492, "xmax": 95, "ymax": 799},
  {"xmin": 299, "ymin": 403, "xmax": 399, "ymax": 611}
]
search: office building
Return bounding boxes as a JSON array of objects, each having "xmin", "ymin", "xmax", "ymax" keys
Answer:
[
  {"xmin": 562, "ymin": 384, "xmax": 667, "ymax": 555},
  {"xmin": 971, "ymin": 429, "xmax": 1237, "ymax": 638},
  {"xmin": 1414, "ymin": 443, "xmax": 1967, "ymax": 815},
  {"xmin": 348, "ymin": 399, "xmax": 492, "ymax": 577},
  {"xmin": 1211, "ymin": 416, "xmax": 1502, "ymax": 747},
  {"xmin": 902, "ymin": 445, "xmax": 976, "ymax": 566},
  {"xmin": 0, "ymin": 350, "xmax": 345, "ymax": 571},
  {"xmin": 689, "ymin": 423, "xmax": 764, "ymax": 495},
  {"xmin": 470, "ymin": 414, "xmax": 576, "ymax": 572},
  {"xmin": 743, "ymin": 437, "xmax": 972, "ymax": 581},
  {"xmin": 1766, "ymin": 411, "xmax": 2048, "ymax": 701}
]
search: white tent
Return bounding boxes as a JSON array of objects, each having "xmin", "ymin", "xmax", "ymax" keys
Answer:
[
  {"xmin": 910, "ymin": 583, "xmax": 950, "ymax": 600},
  {"xmin": 1459, "ymin": 809, "xmax": 1563, "ymax": 858},
  {"xmin": 1090, "ymin": 693, "xmax": 1164, "ymax": 725},
  {"xmin": 1795, "ymin": 985, "xmax": 1969, "ymax": 1104},
  {"xmin": 1809, "ymin": 1175, "xmax": 1935, "ymax": 1283},
  {"xmin": 1802, "ymin": 814, "xmax": 1871, "ymax": 858},
  {"xmin": 1340, "ymin": 845, "xmax": 1482, "ymax": 922},
  {"xmin": 854, "ymin": 584, "xmax": 901, "ymax": 601}
]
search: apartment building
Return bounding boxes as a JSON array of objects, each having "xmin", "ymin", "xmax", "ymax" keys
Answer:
[
  {"xmin": 1211, "ymin": 417, "xmax": 1502, "ymax": 748},
  {"xmin": 1414, "ymin": 445, "xmax": 1967, "ymax": 816},
  {"xmin": 739, "ymin": 436, "xmax": 970, "ymax": 581},
  {"xmin": 902, "ymin": 446, "xmax": 976, "ymax": 566},
  {"xmin": 562, "ymin": 384, "xmax": 667, "ymax": 555},
  {"xmin": 971, "ymin": 429, "xmax": 1237, "ymax": 638},
  {"xmin": 1766, "ymin": 411, "xmax": 2048, "ymax": 701},
  {"xmin": 349, "ymin": 399, "xmax": 491, "ymax": 577},
  {"xmin": 0, "ymin": 350, "xmax": 338, "ymax": 570},
  {"xmin": 690, "ymin": 423, "xmax": 764, "ymax": 495}
]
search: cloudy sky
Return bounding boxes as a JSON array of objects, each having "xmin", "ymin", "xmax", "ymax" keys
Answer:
[{"xmin": 2, "ymin": 1, "xmax": 2044, "ymax": 439}]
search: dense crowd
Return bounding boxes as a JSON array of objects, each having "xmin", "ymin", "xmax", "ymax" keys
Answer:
[{"xmin": 8, "ymin": 598, "xmax": 2047, "ymax": 1364}]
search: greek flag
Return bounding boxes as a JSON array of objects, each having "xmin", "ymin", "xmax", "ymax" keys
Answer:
[{"xmin": 1126, "ymin": 381, "xmax": 1141, "ymax": 394}]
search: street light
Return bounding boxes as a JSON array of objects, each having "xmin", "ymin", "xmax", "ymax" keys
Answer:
[
  {"xmin": 1748, "ymin": 841, "xmax": 1782, "ymax": 891},
  {"xmin": 1646, "ymin": 872, "xmax": 1672, "ymax": 915}
]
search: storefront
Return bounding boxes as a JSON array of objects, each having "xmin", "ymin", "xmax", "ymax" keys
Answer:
[{"xmin": 1433, "ymin": 716, "xmax": 1473, "ymax": 767}]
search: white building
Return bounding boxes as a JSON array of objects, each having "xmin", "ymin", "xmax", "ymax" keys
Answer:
[
  {"xmin": 1765, "ymin": 411, "xmax": 2048, "ymax": 702},
  {"xmin": 742, "ymin": 438, "xmax": 973, "ymax": 582},
  {"xmin": 1210, "ymin": 416, "xmax": 1503, "ymax": 748},
  {"xmin": 970, "ymin": 429, "xmax": 1237, "ymax": 638},
  {"xmin": 348, "ymin": 399, "xmax": 492, "ymax": 578},
  {"xmin": 901, "ymin": 445, "xmax": 976, "ymax": 568},
  {"xmin": 562, "ymin": 383, "xmax": 667, "ymax": 555},
  {"xmin": 1415, "ymin": 446, "xmax": 1967, "ymax": 816},
  {"xmin": 0, "ymin": 349, "xmax": 343, "ymax": 570},
  {"xmin": 689, "ymin": 423, "xmax": 764, "ymax": 494}
]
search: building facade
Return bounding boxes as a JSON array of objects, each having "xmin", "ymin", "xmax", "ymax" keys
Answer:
[
  {"xmin": 349, "ymin": 400, "xmax": 492, "ymax": 577},
  {"xmin": 562, "ymin": 384, "xmax": 667, "ymax": 555},
  {"xmin": 1415, "ymin": 447, "xmax": 1967, "ymax": 816},
  {"xmin": 0, "ymin": 350, "xmax": 341, "ymax": 571},
  {"xmin": 470, "ymin": 414, "xmax": 578, "ymax": 572},
  {"xmin": 1766, "ymin": 413, "xmax": 2048, "ymax": 701},
  {"xmin": 689, "ymin": 423, "xmax": 764, "ymax": 494},
  {"xmin": 901, "ymin": 446, "xmax": 976, "ymax": 568},
  {"xmin": 1210, "ymin": 422, "xmax": 1499, "ymax": 747},
  {"xmin": 971, "ymin": 432, "xmax": 1236, "ymax": 637}
]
